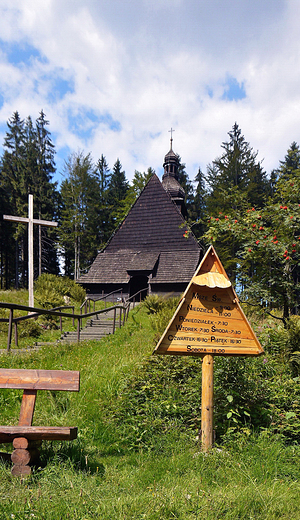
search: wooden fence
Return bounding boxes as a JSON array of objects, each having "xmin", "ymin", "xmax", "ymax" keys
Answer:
[
  {"xmin": 0, "ymin": 301, "xmax": 130, "ymax": 353},
  {"xmin": 0, "ymin": 287, "xmax": 146, "ymax": 353}
]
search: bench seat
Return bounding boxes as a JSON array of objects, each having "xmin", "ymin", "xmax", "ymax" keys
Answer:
[{"xmin": 0, "ymin": 426, "xmax": 78, "ymax": 442}]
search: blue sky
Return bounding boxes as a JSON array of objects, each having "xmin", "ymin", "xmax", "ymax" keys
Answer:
[{"xmin": 0, "ymin": 0, "xmax": 299, "ymax": 185}]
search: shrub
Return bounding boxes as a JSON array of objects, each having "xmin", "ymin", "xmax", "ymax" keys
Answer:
[
  {"xmin": 142, "ymin": 294, "xmax": 180, "ymax": 340},
  {"xmin": 18, "ymin": 318, "xmax": 41, "ymax": 338},
  {"xmin": 108, "ymin": 355, "xmax": 202, "ymax": 450},
  {"xmin": 34, "ymin": 274, "xmax": 86, "ymax": 309},
  {"xmin": 109, "ymin": 294, "xmax": 300, "ymax": 448},
  {"xmin": 142, "ymin": 294, "xmax": 166, "ymax": 314}
]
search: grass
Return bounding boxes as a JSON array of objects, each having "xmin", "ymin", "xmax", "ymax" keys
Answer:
[
  {"xmin": 0, "ymin": 290, "xmax": 114, "ymax": 349},
  {"xmin": 1, "ymin": 435, "xmax": 300, "ymax": 519},
  {"xmin": 0, "ymin": 290, "xmax": 300, "ymax": 518}
]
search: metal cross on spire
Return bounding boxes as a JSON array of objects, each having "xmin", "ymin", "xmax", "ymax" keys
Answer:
[
  {"xmin": 168, "ymin": 127, "xmax": 175, "ymax": 149},
  {"xmin": 3, "ymin": 194, "xmax": 58, "ymax": 309}
]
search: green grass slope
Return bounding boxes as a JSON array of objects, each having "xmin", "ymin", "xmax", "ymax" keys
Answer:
[{"xmin": 0, "ymin": 293, "xmax": 300, "ymax": 518}]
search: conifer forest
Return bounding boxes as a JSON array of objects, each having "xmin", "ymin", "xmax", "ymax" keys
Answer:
[{"xmin": 1, "ymin": 111, "xmax": 300, "ymax": 322}]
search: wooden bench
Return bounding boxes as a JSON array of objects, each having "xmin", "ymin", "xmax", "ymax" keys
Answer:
[{"xmin": 0, "ymin": 368, "xmax": 80, "ymax": 476}]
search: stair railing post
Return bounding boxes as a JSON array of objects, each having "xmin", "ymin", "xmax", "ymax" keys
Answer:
[
  {"xmin": 14, "ymin": 320, "xmax": 18, "ymax": 347},
  {"xmin": 72, "ymin": 306, "xmax": 75, "ymax": 327},
  {"xmin": 77, "ymin": 318, "xmax": 81, "ymax": 342},
  {"xmin": 7, "ymin": 309, "xmax": 13, "ymax": 352},
  {"xmin": 119, "ymin": 307, "xmax": 122, "ymax": 328},
  {"xmin": 113, "ymin": 308, "xmax": 116, "ymax": 334}
]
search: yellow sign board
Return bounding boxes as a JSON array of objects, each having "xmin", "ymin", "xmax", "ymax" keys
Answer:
[{"xmin": 153, "ymin": 246, "xmax": 264, "ymax": 357}]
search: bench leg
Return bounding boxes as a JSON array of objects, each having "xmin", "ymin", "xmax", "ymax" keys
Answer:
[{"xmin": 11, "ymin": 438, "xmax": 42, "ymax": 476}]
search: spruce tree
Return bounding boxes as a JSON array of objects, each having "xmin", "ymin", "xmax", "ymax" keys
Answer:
[
  {"xmin": 1, "ymin": 112, "xmax": 27, "ymax": 287},
  {"xmin": 206, "ymin": 122, "xmax": 269, "ymax": 213},
  {"xmin": 176, "ymin": 158, "xmax": 194, "ymax": 215},
  {"xmin": 106, "ymin": 158, "xmax": 129, "ymax": 233},
  {"xmin": 34, "ymin": 111, "xmax": 59, "ymax": 276},
  {"xmin": 189, "ymin": 166, "xmax": 208, "ymax": 237},
  {"xmin": 277, "ymin": 142, "xmax": 300, "ymax": 179},
  {"xmin": 0, "ymin": 111, "xmax": 59, "ymax": 288},
  {"xmin": 95, "ymin": 155, "xmax": 111, "ymax": 246},
  {"xmin": 205, "ymin": 123, "xmax": 269, "ymax": 280}
]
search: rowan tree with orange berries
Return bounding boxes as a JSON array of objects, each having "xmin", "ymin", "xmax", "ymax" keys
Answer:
[{"xmin": 203, "ymin": 143, "xmax": 300, "ymax": 323}]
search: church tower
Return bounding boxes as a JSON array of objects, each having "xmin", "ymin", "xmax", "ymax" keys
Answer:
[{"xmin": 161, "ymin": 132, "xmax": 186, "ymax": 215}]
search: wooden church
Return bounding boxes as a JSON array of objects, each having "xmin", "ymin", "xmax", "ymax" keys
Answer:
[{"xmin": 79, "ymin": 141, "xmax": 202, "ymax": 299}]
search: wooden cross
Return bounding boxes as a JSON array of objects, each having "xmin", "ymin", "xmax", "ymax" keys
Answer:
[{"xmin": 3, "ymin": 194, "xmax": 58, "ymax": 309}]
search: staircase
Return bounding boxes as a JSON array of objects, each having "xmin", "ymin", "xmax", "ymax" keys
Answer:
[{"xmin": 60, "ymin": 307, "xmax": 125, "ymax": 343}]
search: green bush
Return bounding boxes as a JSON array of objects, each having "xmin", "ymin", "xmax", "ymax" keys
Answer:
[
  {"xmin": 286, "ymin": 316, "xmax": 300, "ymax": 373},
  {"xmin": 213, "ymin": 356, "xmax": 273, "ymax": 438},
  {"xmin": 18, "ymin": 318, "xmax": 41, "ymax": 338},
  {"xmin": 142, "ymin": 294, "xmax": 180, "ymax": 340},
  {"xmin": 108, "ymin": 355, "xmax": 202, "ymax": 450},
  {"xmin": 109, "ymin": 298, "xmax": 300, "ymax": 446},
  {"xmin": 34, "ymin": 273, "xmax": 86, "ymax": 309},
  {"xmin": 142, "ymin": 294, "xmax": 166, "ymax": 314}
]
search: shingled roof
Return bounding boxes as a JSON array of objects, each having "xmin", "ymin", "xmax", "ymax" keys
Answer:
[{"xmin": 80, "ymin": 173, "xmax": 201, "ymax": 289}]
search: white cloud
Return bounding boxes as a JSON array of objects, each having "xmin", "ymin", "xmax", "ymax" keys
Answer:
[{"xmin": 0, "ymin": 0, "xmax": 299, "ymax": 183}]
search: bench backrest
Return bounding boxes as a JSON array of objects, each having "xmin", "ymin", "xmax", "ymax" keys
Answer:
[
  {"xmin": 0, "ymin": 369, "xmax": 80, "ymax": 392},
  {"xmin": 0, "ymin": 369, "xmax": 80, "ymax": 428}
]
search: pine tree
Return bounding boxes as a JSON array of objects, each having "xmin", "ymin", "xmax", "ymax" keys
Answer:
[
  {"xmin": 203, "ymin": 142, "xmax": 300, "ymax": 319},
  {"xmin": 0, "ymin": 164, "xmax": 15, "ymax": 288},
  {"xmin": 108, "ymin": 159, "xmax": 128, "ymax": 201},
  {"xmin": 2, "ymin": 111, "xmax": 26, "ymax": 213}
]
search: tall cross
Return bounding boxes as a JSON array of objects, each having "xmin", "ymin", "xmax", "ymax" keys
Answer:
[
  {"xmin": 3, "ymin": 194, "xmax": 58, "ymax": 309},
  {"xmin": 168, "ymin": 127, "xmax": 175, "ymax": 149}
]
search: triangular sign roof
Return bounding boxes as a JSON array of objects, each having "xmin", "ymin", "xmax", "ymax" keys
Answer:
[{"xmin": 153, "ymin": 245, "xmax": 264, "ymax": 357}]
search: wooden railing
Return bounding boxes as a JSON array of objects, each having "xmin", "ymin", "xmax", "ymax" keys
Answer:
[
  {"xmin": 0, "ymin": 300, "xmax": 131, "ymax": 353},
  {"xmin": 125, "ymin": 288, "xmax": 148, "ymax": 305},
  {"xmin": 80, "ymin": 288, "xmax": 125, "ymax": 314}
]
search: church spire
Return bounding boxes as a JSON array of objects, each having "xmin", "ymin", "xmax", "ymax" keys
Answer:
[
  {"xmin": 162, "ymin": 130, "xmax": 186, "ymax": 215},
  {"xmin": 163, "ymin": 129, "xmax": 179, "ymax": 178},
  {"xmin": 169, "ymin": 127, "xmax": 175, "ymax": 151}
]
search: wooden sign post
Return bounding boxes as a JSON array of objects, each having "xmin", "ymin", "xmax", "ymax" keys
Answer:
[
  {"xmin": 153, "ymin": 245, "xmax": 264, "ymax": 450},
  {"xmin": 3, "ymin": 194, "xmax": 58, "ymax": 308}
]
